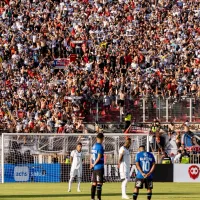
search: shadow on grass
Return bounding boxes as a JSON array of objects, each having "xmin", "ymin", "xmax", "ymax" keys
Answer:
[{"xmin": 0, "ymin": 192, "xmax": 199, "ymax": 198}]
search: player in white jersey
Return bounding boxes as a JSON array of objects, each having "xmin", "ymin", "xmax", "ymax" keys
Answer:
[
  {"xmin": 68, "ymin": 143, "xmax": 83, "ymax": 192},
  {"xmin": 118, "ymin": 138, "xmax": 131, "ymax": 199}
]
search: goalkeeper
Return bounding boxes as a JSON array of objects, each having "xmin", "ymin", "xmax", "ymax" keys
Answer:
[{"xmin": 68, "ymin": 143, "xmax": 83, "ymax": 192}]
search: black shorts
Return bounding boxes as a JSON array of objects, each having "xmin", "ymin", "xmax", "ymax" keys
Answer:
[
  {"xmin": 118, "ymin": 100, "xmax": 124, "ymax": 107},
  {"xmin": 92, "ymin": 169, "xmax": 104, "ymax": 183},
  {"xmin": 135, "ymin": 178, "xmax": 153, "ymax": 189}
]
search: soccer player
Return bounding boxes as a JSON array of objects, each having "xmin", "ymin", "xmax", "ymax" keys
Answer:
[
  {"xmin": 118, "ymin": 138, "xmax": 131, "ymax": 199},
  {"xmin": 133, "ymin": 145, "xmax": 156, "ymax": 200},
  {"xmin": 90, "ymin": 133, "xmax": 104, "ymax": 200},
  {"xmin": 68, "ymin": 143, "xmax": 83, "ymax": 192}
]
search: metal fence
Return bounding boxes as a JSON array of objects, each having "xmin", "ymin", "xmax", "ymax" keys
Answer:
[{"xmin": 85, "ymin": 97, "xmax": 200, "ymax": 123}]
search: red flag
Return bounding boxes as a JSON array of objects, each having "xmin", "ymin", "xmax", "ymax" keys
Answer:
[{"xmin": 124, "ymin": 124, "xmax": 131, "ymax": 134}]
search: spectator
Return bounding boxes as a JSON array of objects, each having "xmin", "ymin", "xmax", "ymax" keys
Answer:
[
  {"xmin": 174, "ymin": 150, "xmax": 182, "ymax": 163},
  {"xmin": 65, "ymin": 152, "xmax": 70, "ymax": 165},
  {"xmin": 151, "ymin": 119, "xmax": 160, "ymax": 134},
  {"xmin": 103, "ymin": 93, "xmax": 111, "ymax": 114},
  {"xmin": 52, "ymin": 153, "xmax": 59, "ymax": 163},
  {"xmin": 161, "ymin": 152, "xmax": 172, "ymax": 164},
  {"xmin": 180, "ymin": 149, "xmax": 190, "ymax": 164},
  {"xmin": 124, "ymin": 111, "xmax": 132, "ymax": 131},
  {"xmin": 168, "ymin": 122, "xmax": 175, "ymax": 140},
  {"xmin": 155, "ymin": 131, "xmax": 164, "ymax": 154},
  {"xmin": 191, "ymin": 137, "xmax": 200, "ymax": 147},
  {"xmin": 170, "ymin": 153, "xmax": 175, "ymax": 163},
  {"xmin": 149, "ymin": 132, "xmax": 155, "ymax": 152},
  {"xmin": 175, "ymin": 131, "xmax": 182, "ymax": 148},
  {"xmin": 149, "ymin": 119, "xmax": 159, "ymax": 151},
  {"xmin": 182, "ymin": 120, "xmax": 191, "ymax": 134},
  {"xmin": 190, "ymin": 137, "xmax": 200, "ymax": 156}
]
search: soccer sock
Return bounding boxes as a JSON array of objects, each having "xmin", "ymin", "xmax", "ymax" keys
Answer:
[
  {"xmin": 97, "ymin": 184, "xmax": 102, "ymax": 200},
  {"xmin": 77, "ymin": 177, "xmax": 81, "ymax": 190},
  {"xmin": 91, "ymin": 185, "xmax": 96, "ymax": 199},
  {"xmin": 122, "ymin": 179, "xmax": 128, "ymax": 196},
  {"xmin": 68, "ymin": 177, "xmax": 73, "ymax": 190},
  {"xmin": 147, "ymin": 193, "xmax": 152, "ymax": 200},
  {"xmin": 133, "ymin": 193, "xmax": 138, "ymax": 200}
]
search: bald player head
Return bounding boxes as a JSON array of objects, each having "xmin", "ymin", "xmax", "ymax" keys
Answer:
[{"xmin": 124, "ymin": 137, "xmax": 131, "ymax": 149}]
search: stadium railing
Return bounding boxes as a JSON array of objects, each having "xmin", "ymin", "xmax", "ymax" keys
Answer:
[{"xmin": 85, "ymin": 97, "xmax": 200, "ymax": 123}]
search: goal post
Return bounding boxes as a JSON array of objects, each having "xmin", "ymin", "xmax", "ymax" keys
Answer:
[{"xmin": 1, "ymin": 132, "xmax": 149, "ymax": 184}]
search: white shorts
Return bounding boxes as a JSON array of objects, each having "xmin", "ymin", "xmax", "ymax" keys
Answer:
[
  {"xmin": 70, "ymin": 169, "xmax": 82, "ymax": 178},
  {"xmin": 120, "ymin": 171, "xmax": 130, "ymax": 180}
]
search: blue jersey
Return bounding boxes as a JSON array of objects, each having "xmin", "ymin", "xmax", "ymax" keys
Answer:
[
  {"xmin": 135, "ymin": 151, "xmax": 155, "ymax": 179},
  {"xmin": 91, "ymin": 143, "xmax": 104, "ymax": 170}
]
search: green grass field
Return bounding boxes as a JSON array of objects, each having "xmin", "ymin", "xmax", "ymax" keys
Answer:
[{"xmin": 0, "ymin": 182, "xmax": 199, "ymax": 200}]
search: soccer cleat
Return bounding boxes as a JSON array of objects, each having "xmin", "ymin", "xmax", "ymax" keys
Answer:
[
  {"xmin": 77, "ymin": 189, "xmax": 81, "ymax": 192},
  {"xmin": 122, "ymin": 195, "xmax": 130, "ymax": 199},
  {"xmin": 67, "ymin": 189, "xmax": 71, "ymax": 192}
]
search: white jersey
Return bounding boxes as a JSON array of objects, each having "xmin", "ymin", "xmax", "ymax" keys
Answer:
[
  {"xmin": 119, "ymin": 146, "xmax": 130, "ymax": 173},
  {"xmin": 70, "ymin": 150, "xmax": 83, "ymax": 170}
]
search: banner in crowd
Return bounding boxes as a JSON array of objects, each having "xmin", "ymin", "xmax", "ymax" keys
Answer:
[
  {"xmin": 174, "ymin": 164, "xmax": 200, "ymax": 182},
  {"xmin": 4, "ymin": 164, "xmax": 61, "ymax": 183},
  {"xmin": 52, "ymin": 58, "xmax": 69, "ymax": 69},
  {"xmin": 185, "ymin": 146, "xmax": 200, "ymax": 153}
]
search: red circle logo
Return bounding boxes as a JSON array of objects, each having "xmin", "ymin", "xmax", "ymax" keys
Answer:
[{"xmin": 188, "ymin": 165, "xmax": 200, "ymax": 180}]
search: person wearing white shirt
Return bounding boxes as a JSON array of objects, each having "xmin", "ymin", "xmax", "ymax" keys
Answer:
[
  {"xmin": 68, "ymin": 143, "xmax": 83, "ymax": 193},
  {"xmin": 16, "ymin": 122, "xmax": 22, "ymax": 133},
  {"xmin": 85, "ymin": 61, "xmax": 93, "ymax": 72},
  {"xmin": 11, "ymin": 53, "xmax": 20, "ymax": 61},
  {"xmin": 174, "ymin": 150, "xmax": 182, "ymax": 163},
  {"xmin": 118, "ymin": 138, "xmax": 131, "ymax": 199}
]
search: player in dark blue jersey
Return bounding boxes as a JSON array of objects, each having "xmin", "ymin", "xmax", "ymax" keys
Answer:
[
  {"xmin": 90, "ymin": 133, "xmax": 104, "ymax": 200},
  {"xmin": 133, "ymin": 145, "xmax": 155, "ymax": 200}
]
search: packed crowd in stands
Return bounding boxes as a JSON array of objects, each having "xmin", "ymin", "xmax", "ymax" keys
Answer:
[{"xmin": 0, "ymin": 0, "xmax": 199, "ymax": 134}]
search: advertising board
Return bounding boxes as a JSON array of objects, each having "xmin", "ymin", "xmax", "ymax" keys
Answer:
[
  {"xmin": 174, "ymin": 164, "xmax": 200, "ymax": 182},
  {"xmin": 4, "ymin": 164, "xmax": 61, "ymax": 183}
]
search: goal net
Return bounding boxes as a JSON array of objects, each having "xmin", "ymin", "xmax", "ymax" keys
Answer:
[{"xmin": 0, "ymin": 133, "xmax": 149, "ymax": 183}]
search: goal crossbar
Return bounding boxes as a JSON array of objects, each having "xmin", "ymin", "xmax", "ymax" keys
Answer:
[{"xmin": 1, "ymin": 133, "xmax": 149, "ymax": 136}]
